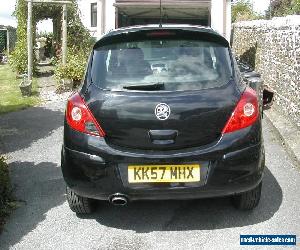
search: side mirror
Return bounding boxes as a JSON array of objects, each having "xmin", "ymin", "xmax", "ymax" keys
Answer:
[{"xmin": 263, "ymin": 88, "xmax": 274, "ymax": 110}]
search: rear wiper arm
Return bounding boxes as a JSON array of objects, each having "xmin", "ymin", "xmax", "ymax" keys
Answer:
[{"xmin": 123, "ymin": 82, "xmax": 165, "ymax": 91}]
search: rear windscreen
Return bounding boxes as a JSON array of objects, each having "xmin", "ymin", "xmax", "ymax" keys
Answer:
[{"xmin": 91, "ymin": 39, "xmax": 233, "ymax": 91}]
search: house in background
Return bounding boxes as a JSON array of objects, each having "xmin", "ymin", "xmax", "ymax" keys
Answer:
[{"xmin": 78, "ymin": 0, "xmax": 231, "ymax": 41}]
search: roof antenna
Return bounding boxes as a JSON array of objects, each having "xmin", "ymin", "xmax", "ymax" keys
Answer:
[{"xmin": 159, "ymin": 0, "xmax": 163, "ymax": 28}]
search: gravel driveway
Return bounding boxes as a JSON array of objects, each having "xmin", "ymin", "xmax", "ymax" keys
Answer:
[{"xmin": 0, "ymin": 99, "xmax": 299, "ymax": 250}]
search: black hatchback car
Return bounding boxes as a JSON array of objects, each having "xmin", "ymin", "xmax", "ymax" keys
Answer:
[{"xmin": 61, "ymin": 25, "xmax": 265, "ymax": 214}]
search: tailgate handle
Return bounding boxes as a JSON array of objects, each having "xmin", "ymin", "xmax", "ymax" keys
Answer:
[{"xmin": 149, "ymin": 130, "xmax": 178, "ymax": 145}]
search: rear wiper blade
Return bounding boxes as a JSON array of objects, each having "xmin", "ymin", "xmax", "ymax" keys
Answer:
[{"xmin": 123, "ymin": 82, "xmax": 165, "ymax": 91}]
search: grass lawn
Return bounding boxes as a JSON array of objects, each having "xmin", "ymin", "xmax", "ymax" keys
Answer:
[{"xmin": 0, "ymin": 64, "xmax": 39, "ymax": 114}]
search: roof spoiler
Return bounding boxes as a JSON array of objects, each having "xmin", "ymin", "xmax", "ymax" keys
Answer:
[{"xmin": 94, "ymin": 27, "xmax": 229, "ymax": 49}]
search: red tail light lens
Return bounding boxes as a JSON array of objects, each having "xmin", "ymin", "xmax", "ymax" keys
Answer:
[
  {"xmin": 222, "ymin": 87, "xmax": 259, "ymax": 134},
  {"xmin": 66, "ymin": 93, "xmax": 105, "ymax": 137}
]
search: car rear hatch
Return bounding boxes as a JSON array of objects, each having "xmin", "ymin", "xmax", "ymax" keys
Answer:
[{"xmin": 85, "ymin": 27, "xmax": 240, "ymax": 150}]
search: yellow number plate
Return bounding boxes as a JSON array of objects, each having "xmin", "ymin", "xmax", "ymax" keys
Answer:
[{"xmin": 128, "ymin": 164, "xmax": 200, "ymax": 183}]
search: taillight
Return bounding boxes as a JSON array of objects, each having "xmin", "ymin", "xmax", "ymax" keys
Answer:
[
  {"xmin": 66, "ymin": 93, "xmax": 105, "ymax": 137},
  {"xmin": 222, "ymin": 87, "xmax": 259, "ymax": 134}
]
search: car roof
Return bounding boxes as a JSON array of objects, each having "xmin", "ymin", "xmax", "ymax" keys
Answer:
[{"xmin": 102, "ymin": 24, "xmax": 221, "ymax": 39}]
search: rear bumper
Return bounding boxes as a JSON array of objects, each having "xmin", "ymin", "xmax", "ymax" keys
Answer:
[{"xmin": 61, "ymin": 123, "xmax": 264, "ymax": 201}]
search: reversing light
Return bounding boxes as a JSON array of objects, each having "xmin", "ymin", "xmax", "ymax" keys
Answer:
[
  {"xmin": 71, "ymin": 107, "xmax": 82, "ymax": 121},
  {"xmin": 243, "ymin": 103, "xmax": 255, "ymax": 117}
]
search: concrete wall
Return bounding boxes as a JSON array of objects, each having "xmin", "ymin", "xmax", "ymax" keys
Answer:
[{"xmin": 232, "ymin": 16, "xmax": 300, "ymax": 127}]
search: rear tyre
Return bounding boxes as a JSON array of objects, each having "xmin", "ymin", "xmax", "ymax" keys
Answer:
[
  {"xmin": 66, "ymin": 186, "xmax": 95, "ymax": 214},
  {"xmin": 232, "ymin": 182, "xmax": 262, "ymax": 210}
]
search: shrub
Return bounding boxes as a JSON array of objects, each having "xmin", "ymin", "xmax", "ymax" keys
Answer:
[
  {"xmin": 10, "ymin": 0, "xmax": 94, "ymax": 79},
  {"xmin": 9, "ymin": 42, "xmax": 28, "ymax": 74},
  {"xmin": 54, "ymin": 46, "xmax": 89, "ymax": 83},
  {"xmin": 9, "ymin": 0, "xmax": 28, "ymax": 74},
  {"xmin": 232, "ymin": 0, "xmax": 262, "ymax": 22},
  {"xmin": 292, "ymin": 0, "xmax": 300, "ymax": 14},
  {"xmin": 0, "ymin": 156, "xmax": 13, "ymax": 222}
]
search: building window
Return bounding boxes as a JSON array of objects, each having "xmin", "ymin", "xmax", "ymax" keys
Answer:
[{"xmin": 91, "ymin": 3, "xmax": 97, "ymax": 27}]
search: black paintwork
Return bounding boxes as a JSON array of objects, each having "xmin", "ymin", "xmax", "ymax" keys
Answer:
[
  {"xmin": 61, "ymin": 25, "xmax": 264, "ymax": 202},
  {"xmin": 85, "ymin": 81, "xmax": 240, "ymax": 150},
  {"xmin": 93, "ymin": 25, "xmax": 230, "ymax": 49}
]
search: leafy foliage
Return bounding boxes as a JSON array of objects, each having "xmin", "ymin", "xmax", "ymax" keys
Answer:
[
  {"xmin": 0, "ymin": 156, "xmax": 13, "ymax": 219},
  {"xmin": 54, "ymin": 46, "xmax": 89, "ymax": 82},
  {"xmin": 292, "ymin": 0, "xmax": 300, "ymax": 13},
  {"xmin": 266, "ymin": 0, "xmax": 292, "ymax": 17},
  {"xmin": 9, "ymin": 0, "xmax": 93, "ymax": 82},
  {"xmin": 9, "ymin": 42, "xmax": 28, "ymax": 74},
  {"xmin": 9, "ymin": 0, "xmax": 29, "ymax": 74},
  {"xmin": 232, "ymin": 0, "xmax": 262, "ymax": 22},
  {"xmin": 52, "ymin": 1, "xmax": 94, "ymax": 84},
  {"xmin": 266, "ymin": 0, "xmax": 300, "ymax": 17}
]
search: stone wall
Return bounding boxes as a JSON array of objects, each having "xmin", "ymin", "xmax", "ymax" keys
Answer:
[{"xmin": 232, "ymin": 16, "xmax": 300, "ymax": 127}]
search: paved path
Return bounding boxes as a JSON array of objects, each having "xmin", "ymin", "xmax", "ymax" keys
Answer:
[
  {"xmin": 0, "ymin": 101, "xmax": 299, "ymax": 249},
  {"xmin": 36, "ymin": 64, "xmax": 56, "ymax": 91}
]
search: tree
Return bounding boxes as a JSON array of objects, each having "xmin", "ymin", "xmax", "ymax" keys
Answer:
[
  {"xmin": 265, "ymin": 0, "xmax": 300, "ymax": 17},
  {"xmin": 232, "ymin": 0, "xmax": 259, "ymax": 23},
  {"xmin": 292, "ymin": 0, "xmax": 300, "ymax": 14},
  {"xmin": 266, "ymin": 0, "xmax": 300, "ymax": 18}
]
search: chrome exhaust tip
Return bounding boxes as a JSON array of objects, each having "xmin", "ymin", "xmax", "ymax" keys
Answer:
[{"xmin": 110, "ymin": 194, "xmax": 128, "ymax": 206}]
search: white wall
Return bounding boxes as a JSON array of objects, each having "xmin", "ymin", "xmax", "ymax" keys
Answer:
[
  {"xmin": 225, "ymin": 0, "xmax": 232, "ymax": 41},
  {"xmin": 104, "ymin": 0, "xmax": 116, "ymax": 34},
  {"xmin": 78, "ymin": 0, "xmax": 116, "ymax": 40},
  {"xmin": 79, "ymin": 0, "xmax": 231, "ymax": 41},
  {"xmin": 210, "ymin": 0, "xmax": 231, "ymax": 41},
  {"xmin": 78, "ymin": 0, "xmax": 98, "ymax": 38},
  {"xmin": 211, "ymin": 0, "xmax": 224, "ymax": 36}
]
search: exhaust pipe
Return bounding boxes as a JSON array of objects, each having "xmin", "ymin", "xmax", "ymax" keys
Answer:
[{"xmin": 110, "ymin": 194, "xmax": 128, "ymax": 206}]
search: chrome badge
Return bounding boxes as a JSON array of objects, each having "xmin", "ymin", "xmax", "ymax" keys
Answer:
[{"xmin": 155, "ymin": 103, "xmax": 171, "ymax": 120}]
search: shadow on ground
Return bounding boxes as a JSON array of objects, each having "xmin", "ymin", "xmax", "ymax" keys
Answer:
[
  {"xmin": 0, "ymin": 161, "xmax": 65, "ymax": 249},
  {"xmin": 36, "ymin": 70, "xmax": 54, "ymax": 78},
  {"xmin": 0, "ymin": 107, "xmax": 64, "ymax": 154},
  {"xmin": 0, "ymin": 164, "xmax": 282, "ymax": 248},
  {"xmin": 80, "ymin": 167, "xmax": 282, "ymax": 233}
]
